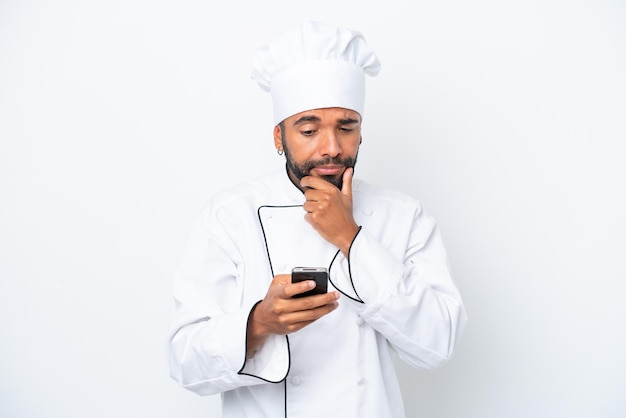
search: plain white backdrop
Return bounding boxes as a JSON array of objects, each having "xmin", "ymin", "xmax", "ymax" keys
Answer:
[{"xmin": 1, "ymin": 0, "xmax": 625, "ymax": 417}]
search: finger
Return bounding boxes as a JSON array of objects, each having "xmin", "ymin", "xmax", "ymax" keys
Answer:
[
  {"xmin": 284, "ymin": 280, "xmax": 317, "ymax": 298},
  {"xmin": 292, "ymin": 291, "xmax": 341, "ymax": 308},
  {"xmin": 294, "ymin": 297, "xmax": 340, "ymax": 318},
  {"xmin": 272, "ymin": 274, "xmax": 291, "ymax": 286},
  {"xmin": 273, "ymin": 274, "xmax": 291, "ymax": 281},
  {"xmin": 303, "ymin": 188, "xmax": 324, "ymax": 202},
  {"xmin": 300, "ymin": 175, "xmax": 336, "ymax": 191},
  {"xmin": 342, "ymin": 168, "xmax": 353, "ymax": 198},
  {"xmin": 302, "ymin": 201, "xmax": 319, "ymax": 214},
  {"xmin": 287, "ymin": 295, "xmax": 340, "ymax": 316},
  {"xmin": 270, "ymin": 274, "xmax": 293, "ymax": 298}
]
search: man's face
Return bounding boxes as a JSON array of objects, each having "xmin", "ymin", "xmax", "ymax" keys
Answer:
[{"xmin": 274, "ymin": 107, "xmax": 361, "ymax": 190}]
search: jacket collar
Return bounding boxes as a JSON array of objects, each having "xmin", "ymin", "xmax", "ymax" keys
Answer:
[{"xmin": 277, "ymin": 165, "xmax": 306, "ymax": 205}]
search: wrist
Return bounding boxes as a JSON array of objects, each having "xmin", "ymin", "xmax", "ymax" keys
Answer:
[
  {"xmin": 339, "ymin": 223, "xmax": 360, "ymax": 257},
  {"xmin": 246, "ymin": 302, "xmax": 269, "ymax": 357}
]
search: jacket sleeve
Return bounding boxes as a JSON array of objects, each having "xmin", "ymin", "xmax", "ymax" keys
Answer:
[
  {"xmin": 166, "ymin": 204, "xmax": 289, "ymax": 395},
  {"xmin": 328, "ymin": 203, "xmax": 467, "ymax": 370}
]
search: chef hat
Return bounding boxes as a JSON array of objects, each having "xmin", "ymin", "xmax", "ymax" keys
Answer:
[{"xmin": 251, "ymin": 21, "xmax": 381, "ymax": 125}]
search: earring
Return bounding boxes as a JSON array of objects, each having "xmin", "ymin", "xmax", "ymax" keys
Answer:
[{"xmin": 277, "ymin": 149, "xmax": 284, "ymax": 155}]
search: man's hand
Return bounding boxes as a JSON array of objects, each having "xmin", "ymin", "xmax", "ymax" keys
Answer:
[
  {"xmin": 300, "ymin": 168, "xmax": 360, "ymax": 256},
  {"xmin": 246, "ymin": 274, "xmax": 340, "ymax": 357}
]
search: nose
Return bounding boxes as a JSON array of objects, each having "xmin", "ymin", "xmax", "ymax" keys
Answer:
[{"xmin": 320, "ymin": 130, "xmax": 341, "ymax": 158}]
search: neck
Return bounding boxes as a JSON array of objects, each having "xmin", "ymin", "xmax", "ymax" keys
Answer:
[{"xmin": 285, "ymin": 165, "xmax": 305, "ymax": 194}]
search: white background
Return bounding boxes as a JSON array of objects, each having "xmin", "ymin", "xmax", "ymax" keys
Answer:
[{"xmin": 1, "ymin": 0, "xmax": 625, "ymax": 417}]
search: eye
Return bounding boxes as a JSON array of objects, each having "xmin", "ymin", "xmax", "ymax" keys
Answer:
[
  {"xmin": 339, "ymin": 124, "xmax": 358, "ymax": 133},
  {"xmin": 301, "ymin": 130, "xmax": 316, "ymax": 136}
]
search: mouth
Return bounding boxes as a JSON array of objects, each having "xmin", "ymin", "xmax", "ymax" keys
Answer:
[{"xmin": 311, "ymin": 165, "xmax": 344, "ymax": 176}]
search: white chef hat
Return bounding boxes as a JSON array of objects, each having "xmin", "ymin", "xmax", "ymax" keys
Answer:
[{"xmin": 251, "ymin": 21, "xmax": 381, "ymax": 125}]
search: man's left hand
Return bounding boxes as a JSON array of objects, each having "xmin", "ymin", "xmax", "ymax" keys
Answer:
[{"xmin": 301, "ymin": 168, "xmax": 360, "ymax": 256}]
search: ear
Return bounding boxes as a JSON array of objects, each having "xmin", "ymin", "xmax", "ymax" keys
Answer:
[{"xmin": 273, "ymin": 125, "xmax": 282, "ymax": 151}]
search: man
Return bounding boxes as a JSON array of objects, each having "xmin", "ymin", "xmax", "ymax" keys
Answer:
[{"xmin": 168, "ymin": 21, "xmax": 467, "ymax": 417}]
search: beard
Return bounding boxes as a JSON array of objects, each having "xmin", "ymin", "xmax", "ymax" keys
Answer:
[{"xmin": 283, "ymin": 140, "xmax": 358, "ymax": 190}]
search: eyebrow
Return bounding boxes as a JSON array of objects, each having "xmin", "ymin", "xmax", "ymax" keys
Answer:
[
  {"xmin": 292, "ymin": 115, "xmax": 321, "ymax": 126},
  {"xmin": 291, "ymin": 116, "xmax": 360, "ymax": 127}
]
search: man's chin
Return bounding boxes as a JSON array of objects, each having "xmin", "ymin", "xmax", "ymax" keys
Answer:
[{"xmin": 318, "ymin": 173, "xmax": 344, "ymax": 190}]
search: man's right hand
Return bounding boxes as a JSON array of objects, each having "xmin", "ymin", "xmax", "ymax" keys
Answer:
[{"xmin": 246, "ymin": 274, "xmax": 340, "ymax": 357}]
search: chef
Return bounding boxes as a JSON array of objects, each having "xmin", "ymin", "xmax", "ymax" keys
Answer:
[{"xmin": 167, "ymin": 20, "xmax": 467, "ymax": 418}]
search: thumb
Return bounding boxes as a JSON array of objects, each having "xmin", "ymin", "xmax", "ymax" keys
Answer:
[{"xmin": 342, "ymin": 167, "xmax": 353, "ymax": 198}]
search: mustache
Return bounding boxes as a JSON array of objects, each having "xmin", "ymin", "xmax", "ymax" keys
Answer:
[{"xmin": 301, "ymin": 156, "xmax": 356, "ymax": 173}]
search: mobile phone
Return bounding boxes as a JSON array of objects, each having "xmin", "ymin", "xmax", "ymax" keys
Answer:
[{"xmin": 291, "ymin": 267, "xmax": 328, "ymax": 298}]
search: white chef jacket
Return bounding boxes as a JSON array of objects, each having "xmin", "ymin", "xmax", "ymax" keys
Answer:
[{"xmin": 167, "ymin": 168, "xmax": 467, "ymax": 418}]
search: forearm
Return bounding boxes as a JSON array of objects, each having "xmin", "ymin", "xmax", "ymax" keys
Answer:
[
  {"xmin": 329, "ymin": 222, "xmax": 467, "ymax": 368},
  {"xmin": 245, "ymin": 301, "xmax": 270, "ymax": 358},
  {"xmin": 168, "ymin": 305, "xmax": 260, "ymax": 395}
]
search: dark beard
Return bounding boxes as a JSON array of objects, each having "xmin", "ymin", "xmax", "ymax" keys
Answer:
[{"xmin": 283, "ymin": 143, "xmax": 357, "ymax": 190}]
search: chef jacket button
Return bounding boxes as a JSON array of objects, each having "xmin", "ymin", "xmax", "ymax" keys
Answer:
[
  {"xmin": 355, "ymin": 317, "xmax": 365, "ymax": 326},
  {"xmin": 362, "ymin": 208, "xmax": 373, "ymax": 216},
  {"xmin": 290, "ymin": 376, "xmax": 302, "ymax": 386}
]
